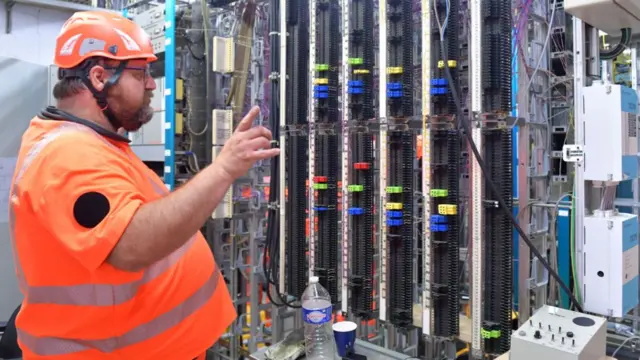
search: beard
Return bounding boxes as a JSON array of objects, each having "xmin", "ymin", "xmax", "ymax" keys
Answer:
[
  {"xmin": 120, "ymin": 105, "xmax": 154, "ymax": 132},
  {"xmin": 107, "ymin": 92, "xmax": 154, "ymax": 132}
]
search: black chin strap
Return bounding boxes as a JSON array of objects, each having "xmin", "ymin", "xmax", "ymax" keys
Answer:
[{"xmin": 58, "ymin": 59, "xmax": 128, "ymax": 130}]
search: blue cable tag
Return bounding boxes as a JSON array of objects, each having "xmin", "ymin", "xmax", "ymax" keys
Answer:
[{"xmin": 302, "ymin": 305, "xmax": 333, "ymax": 324}]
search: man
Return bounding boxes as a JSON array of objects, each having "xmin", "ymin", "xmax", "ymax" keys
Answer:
[{"xmin": 9, "ymin": 11, "xmax": 279, "ymax": 360}]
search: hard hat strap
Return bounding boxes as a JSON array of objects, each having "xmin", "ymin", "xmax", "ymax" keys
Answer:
[{"xmin": 59, "ymin": 59, "xmax": 128, "ymax": 129}]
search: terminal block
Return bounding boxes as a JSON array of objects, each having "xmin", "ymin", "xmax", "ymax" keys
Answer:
[
  {"xmin": 211, "ymin": 109, "xmax": 233, "ymax": 219},
  {"xmin": 212, "ymin": 36, "xmax": 235, "ymax": 73}
]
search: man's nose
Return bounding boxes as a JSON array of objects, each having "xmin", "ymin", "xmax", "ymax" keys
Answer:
[{"xmin": 146, "ymin": 76, "xmax": 157, "ymax": 90}]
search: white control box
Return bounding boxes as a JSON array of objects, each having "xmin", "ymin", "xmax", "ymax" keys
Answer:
[
  {"xmin": 565, "ymin": 0, "xmax": 640, "ymax": 36},
  {"xmin": 583, "ymin": 82, "xmax": 639, "ymax": 182},
  {"xmin": 583, "ymin": 211, "xmax": 639, "ymax": 317},
  {"xmin": 511, "ymin": 306, "xmax": 606, "ymax": 360}
]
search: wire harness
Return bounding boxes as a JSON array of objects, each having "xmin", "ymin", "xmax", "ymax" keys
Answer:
[
  {"xmin": 285, "ymin": 0, "xmax": 311, "ymax": 300},
  {"xmin": 312, "ymin": 0, "xmax": 341, "ymax": 302},
  {"xmin": 430, "ymin": 0, "xmax": 461, "ymax": 338},
  {"xmin": 479, "ymin": 0, "xmax": 513, "ymax": 353},
  {"xmin": 346, "ymin": 0, "xmax": 375, "ymax": 319},
  {"xmin": 385, "ymin": 0, "xmax": 415, "ymax": 328}
]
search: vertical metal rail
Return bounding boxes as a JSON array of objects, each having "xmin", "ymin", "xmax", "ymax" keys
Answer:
[
  {"xmin": 163, "ymin": 0, "xmax": 176, "ymax": 190},
  {"xmin": 420, "ymin": 0, "xmax": 432, "ymax": 336},
  {"xmin": 378, "ymin": 0, "xmax": 388, "ymax": 323},
  {"xmin": 309, "ymin": 0, "xmax": 317, "ymax": 280},
  {"xmin": 571, "ymin": 16, "xmax": 586, "ymax": 306},
  {"xmin": 340, "ymin": 0, "xmax": 350, "ymax": 315},
  {"xmin": 278, "ymin": 0, "xmax": 288, "ymax": 295},
  {"xmin": 632, "ymin": 44, "xmax": 640, "ymax": 331},
  {"xmin": 469, "ymin": 0, "xmax": 483, "ymax": 357}
]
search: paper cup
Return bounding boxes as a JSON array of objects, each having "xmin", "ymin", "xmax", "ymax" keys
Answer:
[{"xmin": 332, "ymin": 321, "xmax": 357, "ymax": 357}]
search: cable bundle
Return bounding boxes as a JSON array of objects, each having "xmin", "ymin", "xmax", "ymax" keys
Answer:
[
  {"xmin": 312, "ymin": 0, "xmax": 340, "ymax": 302},
  {"xmin": 263, "ymin": 0, "xmax": 308, "ymax": 308},
  {"xmin": 347, "ymin": 0, "xmax": 375, "ymax": 319},
  {"xmin": 385, "ymin": 0, "xmax": 414, "ymax": 328}
]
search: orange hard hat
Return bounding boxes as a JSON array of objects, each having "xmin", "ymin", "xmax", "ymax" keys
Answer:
[{"xmin": 54, "ymin": 11, "xmax": 157, "ymax": 69}]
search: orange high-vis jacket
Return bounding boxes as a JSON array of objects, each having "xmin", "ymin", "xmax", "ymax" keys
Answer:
[{"xmin": 9, "ymin": 115, "xmax": 236, "ymax": 359}]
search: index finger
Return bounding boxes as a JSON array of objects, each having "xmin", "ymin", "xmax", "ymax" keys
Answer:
[{"xmin": 235, "ymin": 106, "xmax": 260, "ymax": 133}]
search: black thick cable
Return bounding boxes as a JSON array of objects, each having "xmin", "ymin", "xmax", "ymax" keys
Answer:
[
  {"xmin": 438, "ymin": 39, "xmax": 583, "ymax": 312},
  {"xmin": 263, "ymin": 0, "xmax": 301, "ymax": 309},
  {"xmin": 600, "ymin": 28, "xmax": 631, "ymax": 60}
]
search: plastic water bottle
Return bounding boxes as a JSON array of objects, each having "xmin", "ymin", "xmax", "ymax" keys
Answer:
[{"xmin": 302, "ymin": 276, "xmax": 336, "ymax": 359}]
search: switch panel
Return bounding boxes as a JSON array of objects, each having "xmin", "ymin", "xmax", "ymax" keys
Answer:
[
  {"xmin": 134, "ymin": 5, "xmax": 166, "ymax": 54},
  {"xmin": 510, "ymin": 306, "xmax": 606, "ymax": 360}
]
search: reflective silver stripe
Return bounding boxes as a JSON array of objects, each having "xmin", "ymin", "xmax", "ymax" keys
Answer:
[
  {"xmin": 18, "ymin": 270, "xmax": 220, "ymax": 356},
  {"xmin": 25, "ymin": 235, "xmax": 196, "ymax": 306},
  {"xmin": 9, "ymin": 123, "xmax": 200, "ymax": 308}
]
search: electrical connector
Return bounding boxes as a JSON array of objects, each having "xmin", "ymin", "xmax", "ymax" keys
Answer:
[
  {"xmin": 211, "ymin": 109, "xmax": 233, "ymax": 219},
  {"xmin": 212, "ymin": 36, "xmax": 234, "ymax": 73}
]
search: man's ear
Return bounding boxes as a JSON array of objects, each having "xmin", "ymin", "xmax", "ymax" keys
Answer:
[
  {"xmin": 88, "ymin": 65, "xmax": 107, "ymax": 91},
  {"xmin": 117, "ymin": 128, "xmax": 126, "ymax": 136}
]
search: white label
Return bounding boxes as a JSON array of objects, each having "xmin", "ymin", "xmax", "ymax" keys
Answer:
[{"xmin": 623, "ymin": 246, "xmax": 639, "ymax": 285}]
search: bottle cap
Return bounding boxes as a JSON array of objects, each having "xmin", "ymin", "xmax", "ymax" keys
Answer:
[{"xmin": 309, "ymin": 276, "xmax": 319, "ymax": 283}]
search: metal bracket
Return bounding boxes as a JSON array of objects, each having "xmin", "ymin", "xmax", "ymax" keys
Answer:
[
  {"xmin": 562, "ymin": 144, "xmax": 584, "ymax": 163},
  {"xmin": 5, "ymin": 1, "xmax": 15, "ymax": 34}
]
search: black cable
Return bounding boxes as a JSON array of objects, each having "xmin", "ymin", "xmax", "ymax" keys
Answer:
[
  {"xmin": 439, "ymin": 39, "xmax": 583, "ymax": 312},
  {"xmin": 263, "ymin": 0, "xmax": 301, "ymax": 309},
  {"xmin": 600, "ymin": 28, "xmax": 631, "ymax": 60}
]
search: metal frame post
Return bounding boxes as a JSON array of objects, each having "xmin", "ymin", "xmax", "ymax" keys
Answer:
[
  {"xmin": 571, "ymin": 16, "xmax": 586, "ymax": 304},
  {"xmin": 378, "ymin": 0, "xmax": 388, "ymax": 323},
  {"xmin": 631, "ymin": 44, "xmax": 640, "ymax": 330},
  {"xmin": 278, "ymin": 0, "xmax": 288, "ymax": 294},
  {"xmin": 308, "ymin": 0, "xmax": 317, "ymax": 280},
  {"xmin": 340, "ymin": 0, "xmax": 351, "ymax": 314},
  {"xmin": 163, "ymin": 0, "xmax": 176, "ymax": 190},
  {"xmin": 469, "ymin": 0, "xmax": 484, "ymax": 357},
  {"xmin": 420, "ymin": 0, "xmax": 432, "ymax": 337}
]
